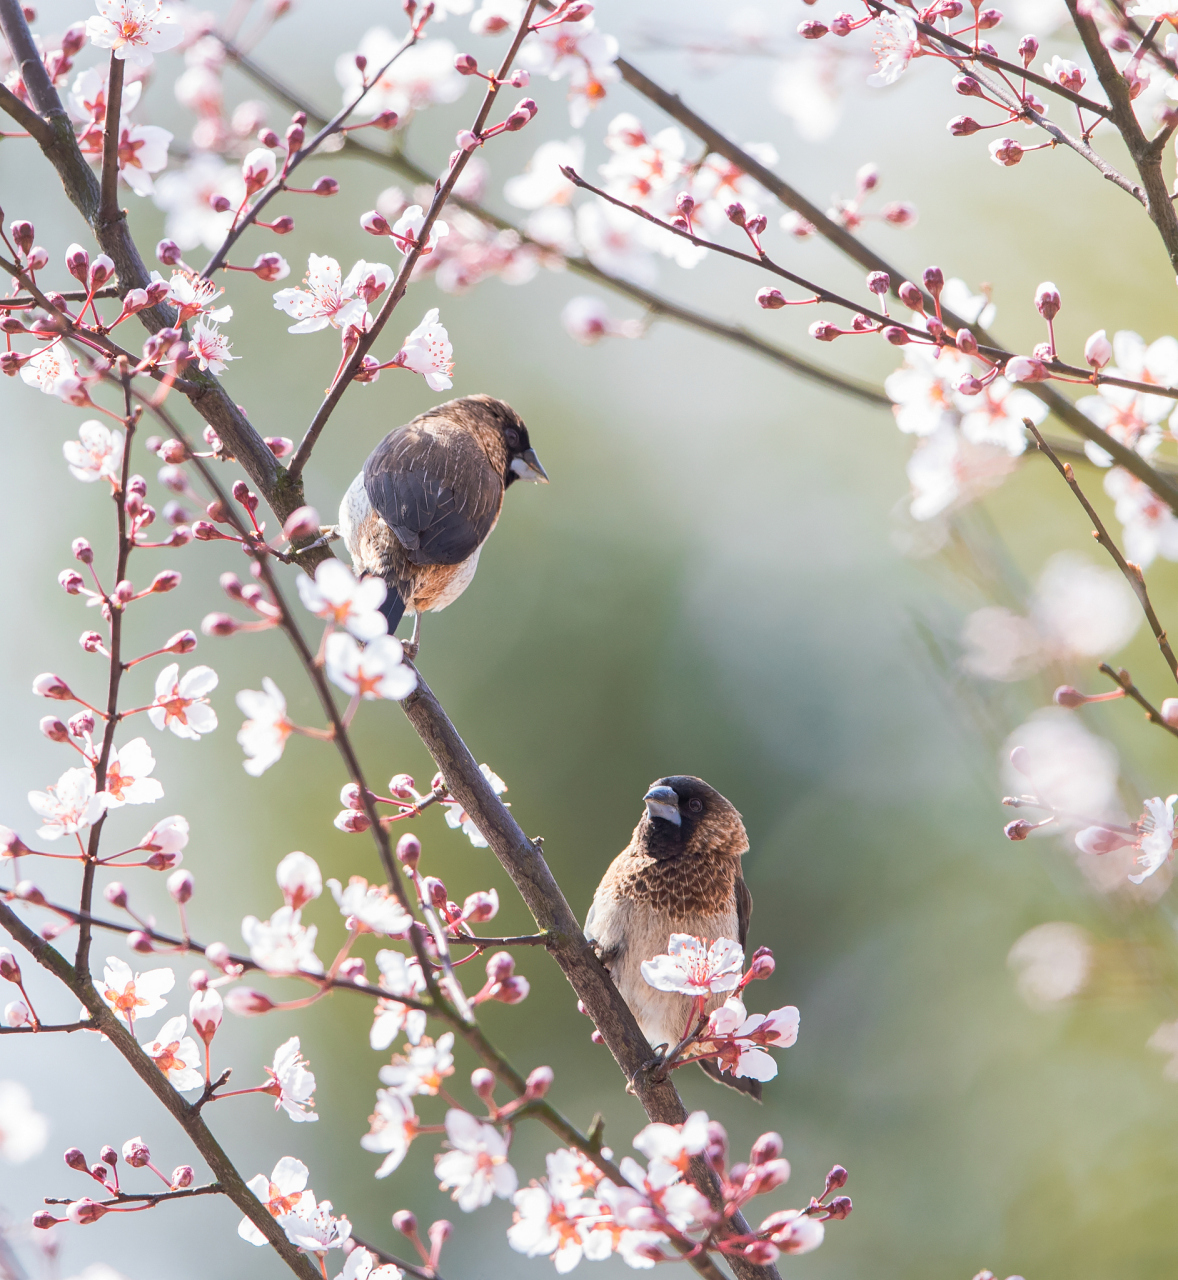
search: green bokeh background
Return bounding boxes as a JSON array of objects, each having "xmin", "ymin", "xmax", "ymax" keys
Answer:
[{"xmin": 3, "ymin": 2, "xmax": 1178, "ymax": 1277}]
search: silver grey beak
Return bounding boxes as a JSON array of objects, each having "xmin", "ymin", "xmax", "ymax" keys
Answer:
[
  {"xmin": 643, "ymin": 785, "xmax": 681, "ymax": 826},
  {"xmin": 511, "ymin": 448, "xmax": 549, "ymax": 483}
]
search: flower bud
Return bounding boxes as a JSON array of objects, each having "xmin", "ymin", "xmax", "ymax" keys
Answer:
[
  {"xmin": 1035, "ymin": 281, "xmax": 1061, "ymax": 322},
  {"xmin": 955, "ymin": 329, "xmax": 978, "ymax": 355},
  {"xmin": 67, "ymin": 1198, "xmax": 107, "ymax": 1225},
  {"xmin": 4, "ymin": 1000, "xmax": 29, "ymax": 1027},
  {"xmin": 361, "ymin": 210, "xmax": 392, "ymax": 236},
  {"xmin": 1004, "ymin": 819, "xmax": 1033, "ymax": 841},
  {"xmin": 338, "ymin": 957, "xmax": 366, "ymax": 982},
  {"xmin": 922, "ymin": 266, "xmax": 944, "ymax": 297},
  {"xmin": 0, "ymin": 948, "xmax": 20, "ymax": 983},
  {"xmin": 88, "ymin": 255, "xmax": 115, "ymax": 289},
  {"xmin": 809, "ymin": 320, "xmax": 840, "ymax": 342},
  {"xmin": 824, "ymin": 1164, "xmax": 848, "ymax": 1193},
  {"xmin": 1004, "ymin": 355, "xmax": 1048, "ymax": 382},
  {"xmin": 33, "ymin": 673, "xmax": 72, "ymax": 700},
  {"xmin": 1018, "ymin": 33, "xmax": 1039, "ymax": 63},
  {"xmin": 428, "ymin": 1219, "xmax": 452, "ymax": 1250},
  {"xmin": 461, "ymin": 890, "xmax": 498, "ymax": 923},
  {"xmin": 881, "ymin": 201, "xmax": 918, "ymax": 227},
  {"xmin": 62, "ymin": 1146, "xmax": 88, "ymax": 1174},
  {"xmin": 989, "ymin": 137, "xmax": 1024, "ymax": 166},
  {"xmin": 59, "ymin": 569, "xmax": 85, "ymax": 594},
  {"xmin": 167, "ymin": 869, "xmax": 194, "ymax": 903},
  {"xmin": 897, "ymin": 281, "xmax": 924, "ymax": 310},
  {"xmin": 948, "ymin": 114, "xmax": 981, "ymax": 136},
  {"xmin": 65, "ymin": 243, "xmax": 90, "ymax": 283},
  {"xmin": 830, "ymin": 11, "xmax": 853, "ymax": 34},
  {"xmin": 252, "ymin": 252, "xmax": 289, "ymax": 282},
  {"xmin": 978, "ymin": 6, "xmax": 1002, "ymax": 25},
  {"xmin": 954, "ymin": 73, "xmax": 982, "ymax": 95},
  {"xmin": 750, "ymin": 1131, "xmax": 783, "ymax": 1164},
  {"xmin": 26, "ymin": 245, "xmax": 49, "ymax": 271},
  {"xmin": 127, "ymin": 931, "xmax": 154, "ymax": 953},
  {"xmin": 866, "ymin": 271, "xmax": 890, "ymax": 295},
  {"xmin": 757, "ymin": 287, "xmax": 787, "ymax": 309},
  {"xmin": 827, "ymin": 1195, "xmax": 853, "ymax": 1219},
  {"xmin": 14, "ymin": 881, "xmax": 46, "ymax": 905},
  {"xmin": 1084, "ymin": 329, "xmax": 1112, "ymax": 370},
  {"xmin": 508, "ymin": 69, "xmax": 529, "ymax": 88},
  {"xmin": 883, "ymin": 326, "xmax": 910, "ymax": 345},
  {"xmin": 225, "ymin": 987, "xmax": 275, "ymax": 1016},
  {"xmin": 1160, "ymin": 697, "xmax": 1178, "ymax": 727},
  {"xmin": 340, "ymin": 783, "xmax": 365, "ymax": 811},
  {"xmin": 282, "ymin": 506, "xmax": 320, "ymax": 540},
  {"xmin": 150, "ymin": 570, "xmax": 181, "ymax": 594},
  {"xmin": 747, "ymin": 948, "xmax": 775, "ymax": 980},
  {"xmin": 956, "ymin": 375, "xmax": 983, "ymax": 396},
  {"xmin": 456, "ymin": 129, "xmax": 481, "ymax": 151},
  {"xmin": 156, "ymin": 239, "xmax": 183, "ymax": 266},
  {"xmin": 525, "ymin": 1064, "xmax": 553, "ymax": 1097},
  {"xmin": 470, "ymin": 1067, "xmax": 496, "ymax": 1100},
  {"xmin": 422, "ymin": 876, "xmax": 448, "ymax": 908},
  {"xmin": 104, "ymin": 881, "xmax": 129, "ymax": 908},
  {"xmin": 396, "ymin": 833, "xmax": 421, "ymax": 869},
  {"xmin": 40, "ymin": 715, "xmax": 71, "ymax": 743},
  {"xmin": 10, "ymin": 219, "xmax": 34, "ymax": 255},
  {"xmin": 455, "ymin": 52, "xmax": 478, "ymax": 74},
  {"xmin": 311, "ymin": 176, "xmax": 339, "ymax": 196},
  {"xmin": 122, "ymin": 1137, "xmax": 150, "ymax": 1166},
  {"xmin": 171, "ymin": 1165, "xmax": 194, "ymax": 1189},
  {"xmin": 334, "ymin": 810, "xmax": 372, "ymax": 834},
  {"xmin": 798, "ymin": 18, "xmax": 828, "ymax": 36},
  {"xmin": 485, "ymin": 951, "xmax": 515, "ymax": 984},
  {"xmin": 725, "ymin": 201, "xmax": 747, "ymax": 226},
  {"xmin": 744, "ymin": 1243, "xmax": 780, "ymax": 1265},
  {"xmin": 393, "ymin": 1209, "xmax": 418, "ymax": 1236},
  {"xmin": 32, "ymin": 1210, "xmax": 59, "ymax": 1230}
]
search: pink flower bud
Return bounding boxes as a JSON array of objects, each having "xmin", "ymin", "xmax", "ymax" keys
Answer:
[
  {"xmin": 201, "ymin": 613, "xmax": 240, "ymax": 637},
  {"xmin": 757, "ymin": 287, "xmax": 787, "ymax": 309},
  {"xmin": 252, "ymin": 252, "xmax": 289, "ymax": 282},
  {"xmin": 282, "ymin": 506, "xmax": 320, "ymax": 540},
  {"xmin": 32, "ymin": 1210, "xmax": 59, "ymax": 1230},
  {"xmin": 486, "ymin": 951, "xmax": 515, "ymax": 984},
  {"xmin": 340, "ymin": 783, "xmax": 365, "ymax": 811},
  {"xmin": 167, "ymin": 869, "xmax": 194, "ymax": 903},
  {"xmin": 1084, "ymin": 329, "xmax": 1112, "ymax": 370},
  {"xmin": 143, "ymin": 850, "xmax": 182, "ymax": 872},
  {"xmin": 1052, "ymin": 684, "xmax": 1086, "ymax": 707},
  {"xmin": 509, "ymin": 69, "xmax": 530, "ymax": 88},
  {"xmin": 1004, "ymin": 819, "xmax": 1033, "ymax": 841},
  {"xmin": 4, "ymin": 1000, "xmax": 30, "ymax": 1027},
  {"xmin": 830, "ymin": 11, "xmax": 854, "ymax": 33},
  {"xmin": 33, "ymin": 673, "xmax": 72, "ymax": 700},
  {"xmin": 747, "ymin": 1156, "xmax": 791, "ymax": 1194},
  {"xmin": 171, "ymin": 1165, "xmax": 194, "ymax": 1189},
  {"xmin": 883, "ymin": 326, "xmax": 910, "ymax": 345},
  {"xmin": 59, "ymin": 569, "xmax": 85, "ymax": 595},
  {"xmin": 525, "ymin": 1064, "xmax": 553, "ymax": 1097},
  {"xmin": 470, "ymin": 1067, "xmax": 496, "ymax": 1099},
  {"xmin": 0, "ymin": 948, "xmax": 21, "ymax": 983},
  {"xmin": 1035, "ymin": 281, "xmax": 1061, "ymax": 321},
  {"xmin": 922, "ymin": 266, "xmax": 944, "ymax": 297},
  {"xmin": 10, "ymin": 220, "xmax": 34, "ymax": 255},
  {"xmin": 461, "ymin": 890, "xmax": 498, "ymax": 923},
  {"xmin": 824, "ymin": 1164, "xmax": 849, "ymax": 1193},
  {"xmin": 64, "ymin": 243, "xmax": 90, "ymax": 283},
  {"xmin": 334, "ymin": 810, "xmax": 372, "ymax": 833},
  {"xmin": 423, "ymin": 876, "xmax": 448, "ymax": 908},
  {"xmin": 956, "ymin": 375, "xmax": 983, "ymax": 396},
  {"xmin": 67, "ymin": 1198, "xmax": 107, "ymax": 1225},
  {"xmin": 428, "ymin": 1220, "xmax": 452, "ymax": 1251},
  {"xmin": 978, "ymin": 6, "xmax": 1002, "ymax": 25},
  {"xmin": 725, "ymin": 201, "xmax": 747, "ymax": 226},
  {"xmin": 396, "ymin": 833, "xmax": 421, "ymax": 869},
  {"xmin": 40, "ymin": 716, "xmax": 71, "ymax": 742},
  {"xmin": 88, "ymin": 255, "xmax": 114, "ymax": 289},
  {"xmin": 225, "ymin": 987, "xmax": 275, "ymax": 1016},
  {"xmin": 956, "ymin": 328, "xmax": 978, "ymax": 355},
  {"xmin": 150, "ymin": 570, "xmax": 181, "ymax": 594},
  {"xmin": 948, "ymin": 113, "xmax": 982, "ymax": 136},
  {"xmin": 456, "ymin": 129, "xmax": 482, "ymax": 151},
  {"xmin": 455, "ymin": 52, "xmax": 478, "ymax": 74},
  {"xmin": 863, "ymin": 271, "xmax": 889, "ymax": 296},
  {"xmin": 122, "ymin": 1137, "xmax": 150, "ymax": 1167},
  {"xmin": 104, "ymin": 882, "xmax": 129, "ymax": 908},
  {"xmin": 744, "ymin": 1243, "xmax": 780, "ymax": 1265},
  {"xmin": 156, "ymin": 239, "xmax": 183, "ymax": 266},
  {"xmin": 372, "ymin": 109, "xmax": 400, "ymax": 128},
  {"xmin": 1074, "ymin": 825, "xmax": 1131, "ymax": 854},
  {"xmin": 62, "ymin": 1145, "xmax": 89, "ymax": 1170},
  {"xmin": 361, "ymin": 210, "xmax": 391, "ymax": 236},
  {"xmin": 128, "ymin": 930, "xmax": 155, "ymax": 953},
  {"xmin": 338, "ymin": 957, "xmax": 366, "ymax": 982},
  {"xmin": 14, "ymin": 881, "xmax": 45, "ymax": 905},
  {"xmin": 393, "ymin": 1210, "xmax": 418, "ymax": 1237},
  {"xmin": 310, "ymin": 176, "xmax": 339, "ymax": 197},
  {"xmin": 1019, "ymin": 33, "xmax": 1039, "ymax": 63},
  {"xmin": 798, "ymin": 18, "xmax": 828, "ymax": 36},
  {"xmin": 881, "ymin": 201, "xmax": 918, "ymax": 227},
  {"xmin": 827, "ymin": 1196, "xmax": 853, "ymax": 1219},
  {"xmin": 1004, "ymin": 355, "xmax": 1048, "ymax": 382},
  {"xmin": 98, "ymin": 1145, "xmax": 117, "ymax": 1168},
  {"xmin": 747, "ymin": 949, "xmax": 775, "ymax": 980},
  {"xmin": 26, "ymin": 246, "xmax": 49, "ymax": 270},
  {"xmin": 897, "ymin": 281, "xmax": 924, "ymax": 311},
  {"xmin": 750, "ymin": 1131, "xmax": 783, "ymax": 1164},
  {"xmin": 989, "ymin": 137, "xmax": 1024, "ymax": 166},
  {"xmin": 1161, "ymin": 697, "xmax": 1178, "ymax": 727},
  {"xmin": 809, "ymin": 320, "xmax": 840, "ymax": 342}
]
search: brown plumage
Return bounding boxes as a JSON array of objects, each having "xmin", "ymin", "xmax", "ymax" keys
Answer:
[
  {"xmin": 584, "ymin": 776, "xmax": 760, "ymax": 1099},
  {"xmin": 339, "ymin": 394, "xmax": 547, "ymax": 650}
]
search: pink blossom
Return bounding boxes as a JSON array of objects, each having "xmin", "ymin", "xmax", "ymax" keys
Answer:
[
  {"xmin": 519, "ymin": 17, "xmax": 619, "ymax": 127},
  {"xmin": 388, "ymin": 205, "xmax": 449, "ymax": 256},
  {"xmin": 1007, "ymin": 922, "xmax": 1092, "ymax": 1007},
  {"xmin": 189, "ymin": 319, "xmax": 236, "ymax": 376},
  {"xmin": 141, "ymin": 1015, "xmax": 204, "ymax": 1091},
  {"xmin": 640, "ymin": 934, "xmax": 744, "ymax": 997},
  {"xmin": 361, "ymin": 1088, "xmax": 420, "ymax": 1177},
  {"xmin": 63, "ymin": 421, "xmax": 125, "ymax": 483},
  {"xmin": 371, "ymin": 949, "xmax": 427, "ymax": 1049},
  {"xmin": 101, "ymin": 737, "xmax": 164, "ymax": 807},
  {"xmin": 705, "ymin": 997, "xmax": 800, "ymax": 1081},
  {"xmin": 379, "ymin": 1032, "xmax": 455, "ymax": 1096},
  {"xmin": 436, "ymin": 1109, "xmax": 518, "ymax": 1212},
  {"xmin": 239, "ymin": 1157, "xmax": 315, "ymax": 1245},
  {"xmin": 86, "ymin": 0, "xmax": 183, "ymax": 67},
  {"xmin": 148, "ymin": 663, "xmax": 218, "ymax": 740},
  {"xmin": 117, "ymin": 123, "xmax": 173, "ymax": 196},
  {"xmin": 336, "ymin": 32, "xmax": 466, "ymax": 119},
  {"xmin": 296, "ymin": 560, "xmax": 388, "ymax": 640},
  {"xmin": 28, "ymin": 767, "xmax": 109, "ymax": 839},
  {"xmin": 276, "ymin": 851, "xmax": 323, "ymax": 910},
  {"xmin": 867, "ymin": 12, "xmax": 917, "ymax": 87},
  {"xmin": 0, "ymin": 1081, "xmax": 48, "ymax": 1162},
  {"xmin": 242, "ymin": 906, "xmax": 323, "ymax": 975},
  {"xmin": 906, "ymin": 424, "xmax": 1016, "ymax": 522},
  {"xmin": 236, "ymin": 678, "xmax": 294, "ymax": 776},
  {"xmin": 328, "ymin": 877, "xmax": 414, "ymax": 937},
  {"xmin": 277, "ymin": 1198, "xmax": 349, "ymax": 1253},
  {"xmin": 20, "ymin": 347, "xmax": 81, "ymax": 398},
  {"xmin": 267, "ymin": 1036, "xmax": 319, "ymax": 1122},
  {"xmin": 153, "ymin": 269, "xmax": 232, "ymax": 325},
  {"xmin": 101, "ymin": 955, "xmax": 174, "ymax": 1027},
  {"xmin": 325, "ymin": 633, "xmax": 417, "ymax": 701},
  {"xmin": 1042, "ymin": 55, "xmax": 1087, "ymax": 92},
  {"xmin": 395, "ymin": 307, "xmax": 454, "ymax": 392}
]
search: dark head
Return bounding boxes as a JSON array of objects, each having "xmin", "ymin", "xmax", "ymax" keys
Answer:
[
  {"xmin": 635, "ymin": 776, "xmax": 749, "ymax": 863},
  {"xmin": 434, "ymin": 393, "xmax": 547, "ymax": 488}
]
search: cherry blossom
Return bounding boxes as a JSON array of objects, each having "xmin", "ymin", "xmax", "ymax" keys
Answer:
[
  {"xmin": 276, "ymin": 851, "xmax": 323, "ymax": 910},
  {"xmin": 956, "ymin": 377, "xmax": 1048, "ymax": 456},
  {"xmin": 632, "ymin": 1111, "xmax": 711, "ymax": 1178},
  {"xmin": 471, "ymin": 0, "xmax": 525, "ymax": 35},
  {"xmin": 336, "ymin": 32, "xmax": 465, "ymax": 119},
  {"xmin": 148, "ymin": 663, "xmax": 219, "ymax": 740},
  {"xmin": 867, "ymin": 12, "xmax": 918, "ymax": 87},
  {"xmin": 371, "ymin": 949, "xmax": 428, "ymax": 1049},
  {"xmin": 239, "ymin": 1157, "xmax": 315, "ymax": 1245},
  {"xmin": 328, "ymin": 877, "xmax": 414, "ymax": 937},
  {"xmin": 242, "ymin": 906, "xmax": 324, "ymax": 975},
  {"xmin": 759, "ymin": 1210, "xmax": 825, "ymax": 1255},
  {"xmin": 640, "ymin": 934, "xmax": 744, "ymax": 997},
  {"xmin": 885, "ymin": 347, "xmax": 972, "ymax": 437},
  {"xmin": 435, "ymin": 1109, "xmax": 519, "ymax": 1212},
  {"xmin": 62, "ymin": 420, "xmax": 125, "ymax": 485},
  {"xmin": 1103, "ymin": 467, "xmax": 1178, "ymax": 567},
  {"xmin": 101, "ymin": 955, "xmax": 174, "ymax": 1027},
  {"xmin": 86, "ymin": 0, "xmax": 183, "ymax": 67},
  {"xmin": 1003, "ymin": 709, "xmax": 1121, "ymax": 833},
  {"xmin": 443, "ymin": 764, "xmax": 507, "ymax": 847},
  {"xmin": 504, "ymin": 138, "xmax": 584, "ymax": 210},
  {"xmin": 278, "ymin": 1198, "xmax": 350, "ymax": 1254},
  {"xmin": 771, "ymin": 54, "xmax": 844, "ymax": 144},
  {"xmin": 388, "ymin": 206, "xmax": 449, "ymax": 257},
  {"xmin": 906, "ymin": 424, "xmax": 1016, "ymax": 522},
  {"xmin": 236, "ymin": 678, "xmax": 295, "ymax": 776},
  {"xmin": 188, "ymin": 319, "xmax": 236, "ymax": 376},
  {"xmin": 28, "ymin": 767, "xmax": 110, "ymax": 839},
  {"xmin": 1129, "ymin": 795, "xmax": 1176, "ymax": 884},
  {"xmin": 116, "ymin": 123, "xmax": 173, "ymax": 196},
  {"xmin": 324, "ymin": 633, "xmax": 417, "ymax": 701},
  {"xmin": 141, "ymin": 1015, "xmax": 204, "ymax": 1092},
  {"xmin": 152, "ymin": 269, "xmax": 232, "ymax": 325},
  {"xmin": 0, "ymin": 1080, "xmax": 48, "ymax": 1162},
  {"xmin": 101, "ymin": 738, "xmax": 164, "ymax": 807},
  {"xmin": 379, "ymin": 1032, "xmax": 456, "ymax": 1096},
  {"xmin": 361, "ymin": 1088, "xmax": 420, "ymax": 1177},
  {"xmin": 20, "ymin": 347, "xmax": 81, "ymax": 398},
  {"xmin": 704, "ymin": 998, "xmax": 800, "ymax": 1081},
  {"xmin": 575, "ymin": 200, "xmax": 658, "ymax": 287},
  {"xmin": 508, "ymin": 1183, "xmax": 610, "ymax": 1271},
  {"xmin": 140, "ymin": 813, "xmax": 189, "ymax": 855},
  {"xmin": 273, "ymin": 256, "xmax": 392, "ymax": 333},
  {"xmin": 334, "ymin": 1247, "xmax": 404, "ymax": 1280},
  {"xmin": 296, "ymin": 560, "xmax": 388, "ymax": 640},
  {"xmin": 267, "ymin": 1036, "xmax": 319, "ymax": 1122},
  {"xmin": 519, "ymin": 16, "xmax": 620, "ymax": 127},
  {"xmin": 153, "ymin": 154, "xmax": 243, "ymax": 250},
  {"xmin": 395, "ymin": 308, "xmax": 455, "ymax": 392},
  {"xmin": 68, "ymin": 65, "xmax": 143, "ymax": 127}
]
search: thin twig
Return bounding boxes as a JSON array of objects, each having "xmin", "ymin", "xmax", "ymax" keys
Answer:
[
  {"xmin": 1027, "ymin": 419, "xmax": 1178, "ymax": 684},
  {"xmin": 98, "ymin": 52, "xmax": 124, "ymax": 228},
  {"xmin": 0, "ymin": 1020, "xmax": 93, "ymax": 1034},
  {"xmin": 44, "ymin": 1182, "xmax": 223, "ymax": 1207},
  {"xmin": 1099, "ymin": 663, "xmax": 1178, "ymax": 738}
]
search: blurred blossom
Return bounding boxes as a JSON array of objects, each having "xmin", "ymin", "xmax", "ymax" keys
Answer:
[
  {"xmin": 961, "ymin": 553, "xmax": 1139, "ymax": 681},
  {"xmin": 152, "ymin": 155, "xmax": 243, "ymax": 251},
  {"xmin": 504, "ymin": 138, "xmax": 583, "ymax": 210},
  {"xmin": 906, "ymin": 424, "xmax": 1016, "ymax": 522},
  {"xmin": 1002, "ymin": 709, "xmax": 1120, "ymax": 829},
  {"xmin": 772, "ymin": 55, "xmax": 844, "ymax": 141},
  {"xmin": 1147, "ymin": 1020, "xmax": 1178, "ymax": 1081},
  {"xmin": 1007, "ymin": 922, "xmax": 1092, "ymax": 1009},
  {"xmin": 1103, "ymin": 467, "xmax": 1178, "ymax": 567},
  {"xmin": 0, "ymin": 1080, "xmax": 48, "ymax": 1161},
  {"xmin": 336, "ymin": 32, "xmax": 465, "ymax": 119}
]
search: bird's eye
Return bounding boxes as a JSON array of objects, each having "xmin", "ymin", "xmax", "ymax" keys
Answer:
[
  {"xmin": 505, "ymin": 428, "xmax": 520, "ymax": 449},
  {"xmin": 687, "ymin": 797, "xmax": 703, "ymax": 814}
]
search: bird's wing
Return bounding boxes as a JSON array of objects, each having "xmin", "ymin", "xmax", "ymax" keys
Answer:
[
  {"xmin": 363, "ymin": 425, "xmax": 502, "ymax": 567},
  {"xmin": 735, "ymin": 871, "xmax": 752, "ymax": 948}
]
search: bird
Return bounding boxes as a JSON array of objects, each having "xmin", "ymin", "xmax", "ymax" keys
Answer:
[
  {"xmin": 338, "ymin": 394, "xmax": 548, "ymax": 653},
  {"xmin": 584, "ymin": 775, "xmax": 760, "ymax": 1099}
]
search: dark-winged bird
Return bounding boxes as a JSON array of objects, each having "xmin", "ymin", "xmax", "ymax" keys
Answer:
[
  {"xmin": 584, "ymin": 776, "xmax": 760, "ymax": 1098},
  {"xmin": 339, "ymin": 394, "xmax": 547, "ymax": 651}
]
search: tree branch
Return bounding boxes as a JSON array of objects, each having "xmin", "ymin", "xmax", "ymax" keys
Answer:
[
  {"xmin": 98, "ymin": 52, "xmax": 124, "ymax": 229},
  {"xmin": 1099, "ymin": 662, "xmax": 1178, "ymax": 737},
  {"xmin": 0, "ymin": 80, "xmax": 52, "ymax": 144}
]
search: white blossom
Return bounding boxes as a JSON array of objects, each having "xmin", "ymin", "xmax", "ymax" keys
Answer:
[
  {"xmin": 236, "ymin": 678, "xmax": 294, "ymax": 776},
  {"xmin": 28, "ymin": 767, "xmax": 109, "ymax": 839},
  {"xmin": 239, "ymin": 1157, "xmax": 315, "ymax": 1245},
  {"xmin": 640, "ymin": 935, "xmax": 744, "ymax": 997},
  {"xmin": 64, "ymin": 421, "xmax": 124, "ymax": 483},
  {"xmin": 101, "ymin": 955, "xmax": 174, "ymax": 1027},
  {"xmin": 141, "ymin": 1015, "xmax": 204, "ymax": 1091},
  {"xmin": 0, "ymin": 1080, "xmax": 48, "ymax": 1162},
  {"xmin": 435, "ymin": 1109, "xmax": 518, "ymax": 1211},
  {"xmin": 325, "ymin": 633, "xmax": 416, "ymax": 701},
  {"xmin": 267, "ymin": 1036, "xmax": 318, "ymax": 1122},
  {"xmin": 296, "ymin": 561, "xmax": 388, "ymax": 640}
]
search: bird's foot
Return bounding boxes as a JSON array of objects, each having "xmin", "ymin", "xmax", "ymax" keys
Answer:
[
  {"xmin": 400, "ymin": 639, "xmax": 420, "ymax": 661},
  {"xmin": 630, "ymin": 1046, "xmax": 670, "ymax": 1091},
  {"xmin": 290, "ymin": 525, "xmax": 340, "ymax": 555}
]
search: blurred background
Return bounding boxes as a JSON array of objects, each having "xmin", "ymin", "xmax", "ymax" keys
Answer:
[{"xmin": 3, "ymin": 1, "xmax": 1178, "ymax": 1277}]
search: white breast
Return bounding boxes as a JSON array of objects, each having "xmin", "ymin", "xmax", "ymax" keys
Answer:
[
  {"xmin": 420, "ymin": 546, "xmax": 482, "ymax": 613},
  {"xmin": 338, "ymin": 471, "xmax": 372, "ymax": 574}
]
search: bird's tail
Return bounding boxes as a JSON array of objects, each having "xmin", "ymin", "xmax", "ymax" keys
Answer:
[
  {"xmin": 698, "ymin": 1057, "xmax": 763, "ymax": 1101},
  {"xmin": 380, "ymin": 587, "xmax": 407, "ymax": 635}
]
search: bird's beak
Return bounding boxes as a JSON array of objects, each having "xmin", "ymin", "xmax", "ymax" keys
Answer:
[
  {"xmin": 643, "ymin": 785, "xmax": 681, "ymax": 826},
  {"xmin": 511, "ymin": 449, "xmax": 549, "ymax": 483}
]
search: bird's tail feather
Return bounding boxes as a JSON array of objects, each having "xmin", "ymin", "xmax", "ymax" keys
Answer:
[
  {"xmin": 698, "ymin": 1057, "xmax": 763, "ymax": 1101},
  {"xmin": 380, "ymin": 587, "xmax": 407, "ymax": 635}
]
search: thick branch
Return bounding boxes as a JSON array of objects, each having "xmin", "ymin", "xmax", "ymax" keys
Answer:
[{"xmin": 0, "ymin": 80, "xmax": 52, "ymax": 144}]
